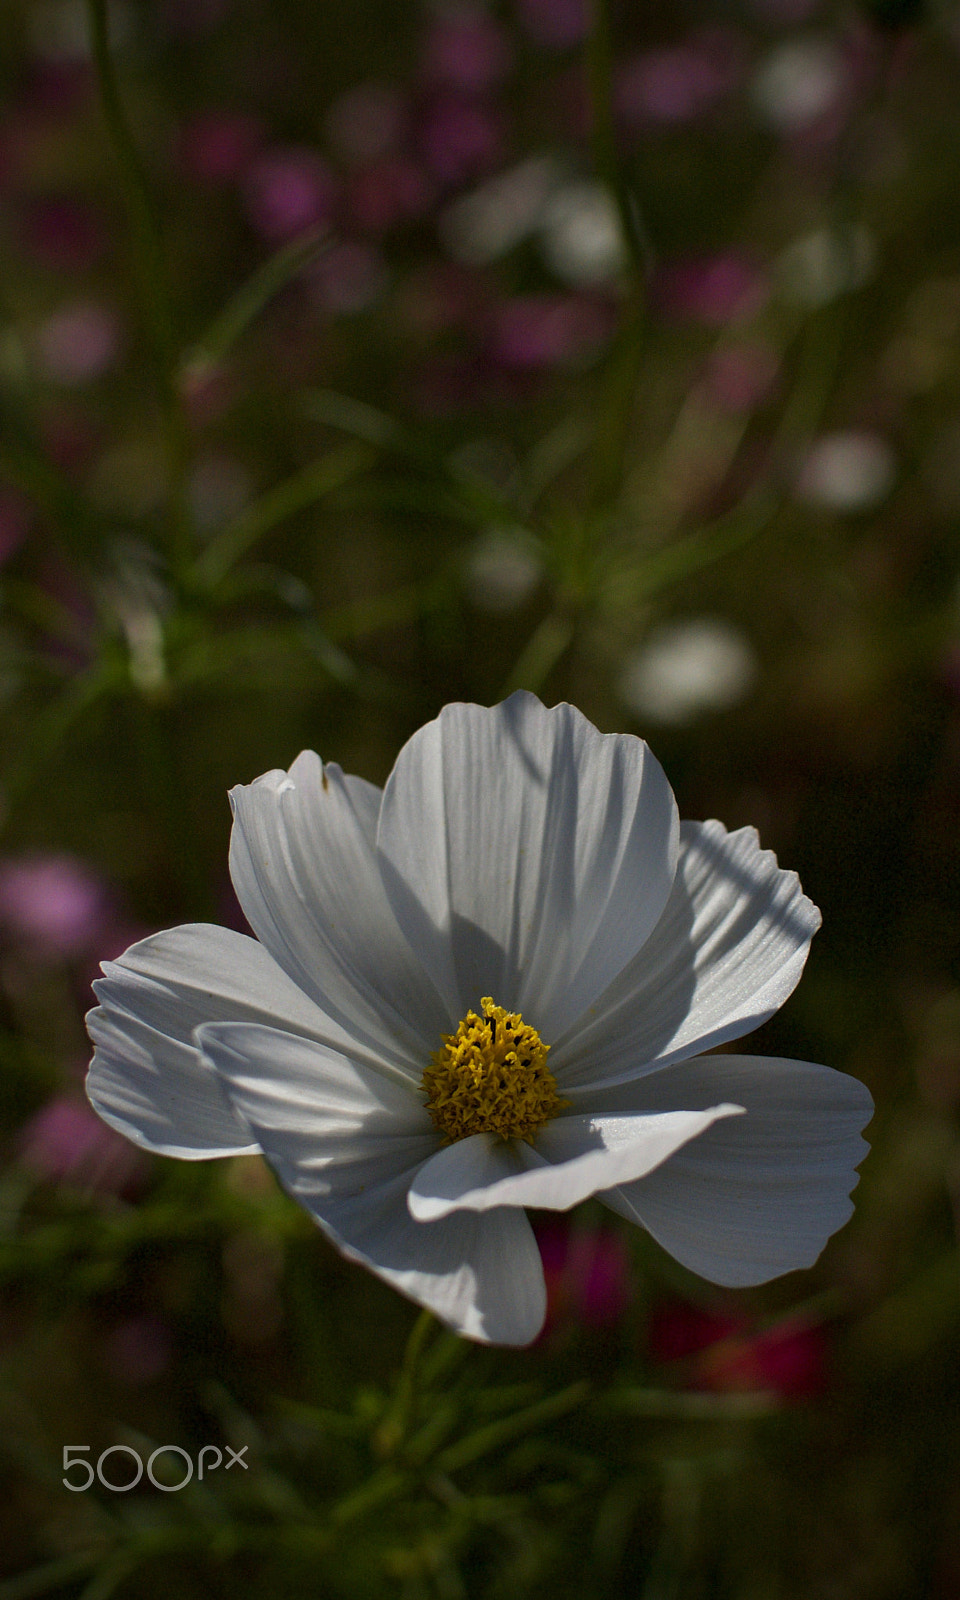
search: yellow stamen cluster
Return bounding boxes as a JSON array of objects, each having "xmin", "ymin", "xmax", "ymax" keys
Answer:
[{"xmin": 422, "ymin": 997, "xmax": 566, "ymax": 1144}]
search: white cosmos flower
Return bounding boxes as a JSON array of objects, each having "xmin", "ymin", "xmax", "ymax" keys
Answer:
[{"xmin": 86, "ymin": 694, "xmax": 872, "ymax": 1346}]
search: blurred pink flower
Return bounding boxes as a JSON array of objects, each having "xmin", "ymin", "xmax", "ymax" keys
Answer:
[
  {"xmin": 536, "ymin": 1218, "xmax": 632, "ymax": 1333},
  {"xmin": 36, "ymin": 301, "xmax": 121, "ymax": 384},
  {"xmin": 417, "ymin": 95, "xmax": 503, "ymax": 186},
  {"xmin": 19, "ymin": 195, "xmax": 108, "ymax": 270},
  {"xmin": 490, "ymin": 294, "xmax": 612, "ymax": 369},
  {"xmin": 20, "ymin": 1094, "xmax": 147, "ymax": 1193},
  {"xmin": 348, "ymin": 157, "xmax": 434, "ymax": 233},
  {"xmin": 0, "ymin": 853, "xmax": 109, "ymax": 955},
  {"xmin": 704, "ymin": 344, "xmax": 779, "ymax": 411},
  {"xmin": 243, "ymin": 146, "xmax": 337, "ymax": 243},
  {"xmin": 179, "ymin": 111, "xmax": 263, "ymax": 184},
  {"xmin": 103, "ymin": 1315, "xmax": 171, "ymax": 1385},
  {"xmin": 0, "ymin": 490, "xmax": 30, "ymax": 564},
  {"xmin": 516, "ymin": 0, "xmax": 588, "ymax": 50},
  {"xmin": 649, "ymin": 1296, "xmax": 829, "ymax": 1399},
  {"xmin": 422, "ymin": 15, "xmax": 512, "ymax": 93},
  {"xmin": 616, "ymin": 32, "xmax": 744, "ymax": 126},
  {"xmin": 653, "ymin": 254, "xmax": 769, "ymax": 325}
]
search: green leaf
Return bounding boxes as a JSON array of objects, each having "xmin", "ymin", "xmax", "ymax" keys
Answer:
[
  {"xmin": 191, "ymin": 443, "xmax": 375, "ymax": 590},
  {"xmin": 184, "ymin": 227, "xmax": 333, "ymax": 377}
]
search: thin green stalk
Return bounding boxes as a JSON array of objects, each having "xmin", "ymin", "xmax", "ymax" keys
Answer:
[
  {"xmin": 374, "ymin": 1307, "xmax": 437, "ymax": 1456},
  {"xmin": 585, "ymin": 0, "xmax": 650, "ymax": 506},
  {"xmin": 192, "ymin": 443, "xmax": 374, "ymax": 591},
  {"xmin": 501, "ymin": 611, "xmax": 575, "ymax": 697},
  {"xmin": 184, "ymin": 226, "xmax": 333, "ymax": 376},
  {"xmin": 586, "ymin": 0, "xmax": 651, "ymax": 286},
  {"xmin": 85, "ymin": 0, "xmax": 191, "ymax": 573},
  {"xmin": 433, "ymin": 1380, "xmax": 590, "ymax": 1476}
]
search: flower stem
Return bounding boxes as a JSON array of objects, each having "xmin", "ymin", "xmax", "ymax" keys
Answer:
[
  {"xmin": 584, "ymin": 0, "xmax": 651, "ymax": 511},
  {"xmin": 373, "ymin": 1307, "xmax": 437, "ymax": 1457},
  {"xmin": 585, "ymin": 0, "xmax": 651, "ymax": 289},
  {"xmin": 85, "ymin": 0, "xmax": 191, "ymax": 575}
]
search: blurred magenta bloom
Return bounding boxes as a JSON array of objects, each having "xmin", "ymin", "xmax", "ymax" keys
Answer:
[
  {"xmin": 0, "ymin": 853, "xmax": 109, "ymax": 955},
  {"xmin": 649, "ymin": 1296, "xmax": 741, "ymax": 1359},
  {"xmin": 19, "ymin": 195, "xmax": 107, "ymax": 270},
  {"xmin": 615, "ymin": 31, "xmax": 743, "ymax": 126},
  {"xmin": 491, "ymin": 294, "xmax": 612, "ymax": 369},
  {"xmin": 348, "ymin": 157, "xmax": 434, "ymax": 233},
  {"xmin": 243, "ymin": 146, "xmax": 337, "ymax": 242},
  {"xmin": 422, "ymin": 15, "xmax": 512, "ymax": 93},
  {"xmin": 653, "ymin": 253, "xmax": 769, "ymax": 324},
  {"xmin": 649, "ymin": 1296, "xmax": 829, "ymax": 1398},
  {"xmin": 20, "ymin": 1094, "xmax": 147, "ymax": 1193},
  {"xmin": 36, "ymin": 301, "xmax": 121, "ymax": 384},
  {"xmin": 179, "ymin": 111, "xmax": 262, "ymax": 184},
  {"xmin": 536, "ymin": 1218, "xmax": 632, "ymax": 1332},
  {"xmin": 417, "ymin": 95, "xmax": 503, "ymax": 186},
  {"xmin": 516, "ymin": 0, "xmax": 587, "ymax": 50}
]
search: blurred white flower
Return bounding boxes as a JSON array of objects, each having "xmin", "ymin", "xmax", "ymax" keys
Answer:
[
  {"xmin": 620, "ymin": 619, "xmax": 758, "ymax": 726},
  {"xmin": 464, "ymin": 528, "xmax": 543, "ymax": 612},
  {"xmin": 778, "ymin": 226, "xmax": 876, "ymax": 309},
  {"xmin": 87, "ymin": 696, "xmax": 871, "ymax": 1344},
  {"xmin": 539, "ymin": 181, "xmax": 627, "ymax": 288},
  {"xmin": 752, "ymin": 36, "xmax": 845, "ymax": 132},
  {"xmin": 439, "ymin": 157, "xmax": 559, "ymax": 266},
  {"xmin": 797, "ymin": 432, "xmax": 895, "ymax": 512}
]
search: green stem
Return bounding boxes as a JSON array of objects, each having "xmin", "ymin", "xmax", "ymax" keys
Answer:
[
  {"xmin": 501, "ymin": 611, "xmax": 576, "ymax": 697},
  {"xmin": 586, "ymin": 0, "xmax": 650, "ymax": 286},
  {"xmin": 85, "ymin": 0, "xmax": 191, "ymax": 574},
  {"xmin": 374, "ymin": 1307, "xmax": 437, "ymax": 1456}
]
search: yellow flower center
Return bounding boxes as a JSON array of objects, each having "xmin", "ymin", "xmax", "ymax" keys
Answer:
[{"xmin": 422, "ymin": 997, "xmax": 567, "ymax": 1144}]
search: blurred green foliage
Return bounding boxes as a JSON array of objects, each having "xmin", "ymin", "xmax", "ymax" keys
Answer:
[{"xmin": 2, "ymin": 0, "xmax": 960, "ymax": 1594}]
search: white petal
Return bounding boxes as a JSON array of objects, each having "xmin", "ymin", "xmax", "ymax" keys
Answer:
[
  {"xmin": 596, "ymin": 1053, "xmax": 873, "ymax": 1285},
  {"xmin": 86, "ymin": 923, "xmax": 337, "ymax": 1158},
  {"xmin": 199, "ymin": 1021, "xmax": 546, "ymax": 1344},
  {"xmin": 554, "ymin": 820, "xmax": 821, "ymax": 1092},
  {"xmin": 376, "ymin": 693, "xmax": 679, "ymax": 1035},
  {"xmin": 229, "ymin": 753, "xmax": 448, "ymax": 1074},
  {"xmin": 408, "ymin": 1104, "xmax": 743, "ymax": 1220}
]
